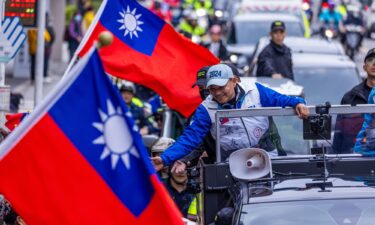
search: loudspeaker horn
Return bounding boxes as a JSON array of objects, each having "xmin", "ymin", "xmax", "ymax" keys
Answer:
[{"xmin": 229, "ymin": 148, "xmax": 272, "ymax": 181}]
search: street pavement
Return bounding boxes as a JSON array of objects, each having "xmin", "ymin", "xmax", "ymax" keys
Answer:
[{"xmin": 7, "ymin": 60, "xmax": 68, "ymax": 113}]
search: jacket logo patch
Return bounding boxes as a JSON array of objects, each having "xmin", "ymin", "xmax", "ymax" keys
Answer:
[
  {"xmin": 220, "ymin": 117, "xmax": 229, "ymax": 125},
  {"xmin": 253, "ymin": 127, "xmax": 262, "ymax": 138}
]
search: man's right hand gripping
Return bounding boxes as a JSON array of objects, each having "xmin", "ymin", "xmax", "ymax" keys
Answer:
[{"xmin": 151, "ymin": 157, "xmax": 164, "ymax": 171}]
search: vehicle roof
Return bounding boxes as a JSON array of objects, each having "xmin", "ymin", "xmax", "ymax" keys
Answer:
[
  {"xmin": 247, "ymin": 178, "xmax": 375, "ymax": 204},
  {"xmin": 239, "ymin": 0, "xmax": 302, "ymax": 5},
  {"xmin": 292, "ymin": 53, "xmax": 356, "ymax": 68},
  {"xmin": 240, "ymin": 77, "xmax": 303, "ymax": 96},
  {"xmin": 237, "ymin": 0, "xmax": 303, "ymax": 14},
  {"xmin": 257, "ymin": 37, "xmax": 345, "ymax": 55},
  {"xmin": 233, "ymin": 13, "xmax": 300, "ymax": 22}
]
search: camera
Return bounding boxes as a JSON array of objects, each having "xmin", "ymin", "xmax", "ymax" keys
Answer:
[
  {"xmin": 303, "ymin": 102, "xmax": 332, "ymax": 140},
  {"xmin": 186, "ymin": 167, "xmax": 201, "ymax": 194}
]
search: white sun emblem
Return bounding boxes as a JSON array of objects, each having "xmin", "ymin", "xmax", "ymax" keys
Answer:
[
  {"xmin": 117, "ymin": 6, "xmax": 144, "ymax": 39},
  {"xmin": 92, "ymin": 100, "xmax": 140, "ymax": 170}
]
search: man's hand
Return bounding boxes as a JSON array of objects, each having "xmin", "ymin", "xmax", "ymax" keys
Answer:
[
  {"xmin": 140, "ymin": 127, "xmax": 149, "ymax": 136},
  {"xmin": 295, "ymin": 103, "xmax": 309, "ymax": 119},
  {"xmin": 151, "ymin": 156, "xmax": 164, "ymax": 171},
  {"xmin": 271, "ymin": 73, "xmax": 283, "ymax": 79},
  {"xmin": 171, "ymin": 160, "xmax": 187, "ymax": 174}
]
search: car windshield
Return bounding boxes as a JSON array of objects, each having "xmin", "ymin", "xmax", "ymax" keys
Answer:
[
  {"xmin": 294, "ymin": 67, "xmax": 361, "ymax": 104},
  {"xmin": 241, "ymin": 199, "xmax": 375, "ymax": 225},
  {"xmin": 227, "ymin": 21, "xmax": 304, "ymax": 45},
  {"xmin": 216, "ymin": 109, "xmax": 370, "ymax": 158}
]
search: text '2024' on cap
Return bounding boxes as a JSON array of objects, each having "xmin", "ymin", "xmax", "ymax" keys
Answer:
[{"xmin": 206, "ymin": 64, "xmax": 234, "ymax": 87}]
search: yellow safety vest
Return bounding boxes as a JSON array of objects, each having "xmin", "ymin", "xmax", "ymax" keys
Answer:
[{"xmin": 27, "ymin": 29, "xmax": 52, "ymax": 55}]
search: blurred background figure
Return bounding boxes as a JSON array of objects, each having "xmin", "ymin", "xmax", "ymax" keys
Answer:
[
  {"xmin": 319, "ymin": 0, "xmax": 343, "ymax": 38},
  {"xmin": 203, "ymin": 24, "xmax": 228, "ymax": 61},
  {"xmin": 82, "ymin": 3, "xmax": 95, "ymax": 34},
  {"xmin": 120, "ymin": 83, "xmax": 151, "ymax": 135},
  {"xmin": 151, "ymin": 137, "xmax": 176, "ymax": 182},
  {"xmin": 178, "ymin": 11, "xmax": 206, "ymax": 41},
  {"xmin": 165, "ymin": 161, "xmax": 197, "ymax": 220},
  {"xmin": 150, "ymin": 0, "xmax": 172, "ymax": 23},
  {"xmin": 27, "ymin": 13, "xmax": 55, "ymax": 84},
  {"xmin": 67, "ymin": 11, "xmax": 83, "ymax": 60}
]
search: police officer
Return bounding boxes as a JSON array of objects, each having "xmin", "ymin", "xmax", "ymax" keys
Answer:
[
  {"xmin": 152, "ymin": 63, "xmax": 309, "ymax": 170},
  {"xmin": 256, "ymin": 21, "xmax": 293, "ymax": 80}
]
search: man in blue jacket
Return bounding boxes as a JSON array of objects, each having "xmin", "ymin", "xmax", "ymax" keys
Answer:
[{"xmin": 152, "ymin": 64, "xmax": 309, "ymax": 170}]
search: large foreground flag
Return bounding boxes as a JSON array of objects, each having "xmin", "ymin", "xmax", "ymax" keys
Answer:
[
  {"xmin": 0, "ymin": 49, "xmax": 184, "ymax": 225},
  {"xmin": 78, "ymin": 0, "xmax": 219, "ymax": 117}
]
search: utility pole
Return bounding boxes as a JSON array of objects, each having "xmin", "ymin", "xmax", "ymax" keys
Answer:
[{"xmin": 34, "ymin": 0, "xmax": 46, "ymax": 106}]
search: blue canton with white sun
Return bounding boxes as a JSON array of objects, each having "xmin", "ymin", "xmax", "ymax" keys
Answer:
[
  {"xmin": 92, "ymin": 99, "xmax": 140, "ymax": 170},
  {"xmin": 117, "ymin": 6, "xmax": 144, "ymax": 39}
]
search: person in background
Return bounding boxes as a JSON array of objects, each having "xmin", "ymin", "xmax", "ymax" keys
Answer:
[
  {"xmin": 178, "ymin": 11, "xmax": 206, "ymax": 38},
  {"xmin": 82, "ymin": 3, "xmax": 95, "ymax": 34},
  {"xmin": 67, "ymin": 11, "xmax": 83, "ymax": 60},
  {"xmin": 151, "ymin": 137, "xmax": 175, "ymax": 182},
  {"xmin": 27, "ymin": 13, "xmax": 55, "ymax": 84},
  {"xmin": 44, "ymin": 13, "xmax": 55, "ymax": 82},
  {"xmin": 256, "ymin": 21, "xmax": 293, "ymax": 80},
  {"xmin": 164, "ymin": 161, "xmax": 196, "ymax": 220},
  {"xmin": 333, "ymin": 48, "xmax": 375, "ymax": 153},
  {"xmin": 150, "ymin": 0, "xmax": 172, "ymax": 23},
  {"xmin": 120, "ymin": 83, "xmax": 150, "ymax": 135},
  {"xmin": 203, "ymin": 25, "xmax": 229, "ymax": 61}
]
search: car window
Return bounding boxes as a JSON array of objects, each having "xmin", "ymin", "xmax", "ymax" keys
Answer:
[
  {"xmin": 294, "ymin": 67, "xmax": 361, "ymax": 105},
  {"xmin": 241, "ymin": 199, "xmax": 375, "ymax": 225},
  {"xmin": 227, "ymin": 20, "xmax": 304, "ymax": 45}
]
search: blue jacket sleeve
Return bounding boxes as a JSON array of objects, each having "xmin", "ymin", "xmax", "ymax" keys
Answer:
[
  {"xmin": 256, "ymin": 82, "xmax": 306, "ymax": 108},
  {"xmin": 160, "ymin": 105, "xmax": 212, "ymax": 166}
]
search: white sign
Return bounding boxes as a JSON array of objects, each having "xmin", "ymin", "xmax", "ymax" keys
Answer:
[
  {"xmin": 0, "ymin": 85, "xmax": 10, "ymax": 112},
  {"xmin": 0, "ymin": 17, "xmax": 26, "ymax": 63}
]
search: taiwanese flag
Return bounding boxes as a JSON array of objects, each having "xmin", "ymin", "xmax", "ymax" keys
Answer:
[
  {"xmin": 0, "ymin": 49, "xmax": 184, "ymax": 225},
  {"xmin": 4, "ymin": 113, "xmax": 28, "ymax": 131},
  {"xmin": 78, "ymin": 0, "xmax": 219, "ymax": 117}
]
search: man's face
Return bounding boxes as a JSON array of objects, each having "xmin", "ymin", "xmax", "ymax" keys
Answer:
[
  {"xmin": 121, "ymin": 91, "xmax": 133, "ymax": 104},
  {"xmin": 363, "ymin": 57, "xmax": 375, "ymax": 78},
  {"xmin": 198, "ymin": 85, "xmax": 210, "ymax": 100},
  {"xmin": 270, "ymin": 29, "xmax": 286, "ymax": 46},
  {"xmin": 171, "ymin": 167, "xmax": 188, "ymax": 184},
  {"xmin": 208, "ymin": 79, "xmax": 236, "ymax": 104},
  {"xmin": 210, "ymin": 32, "xmax": 221, "ymax": 42},
  {"xmin": 188, "ymin": 19, "xmax": 197, "ymax": 27}
]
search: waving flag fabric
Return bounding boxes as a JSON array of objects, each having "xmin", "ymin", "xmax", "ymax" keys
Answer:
[
  {"xmin": 78, "ymin": 0, "xmax": 219, "ymax": 117},
  {"xmin": 0, "ymin": 49, "xmax": 184, "ymax": 225}
]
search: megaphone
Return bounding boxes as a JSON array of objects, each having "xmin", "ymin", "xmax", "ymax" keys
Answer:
[{"xmin": 229, "ymin": 148, "xmax": 272, "ymax": 181}]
